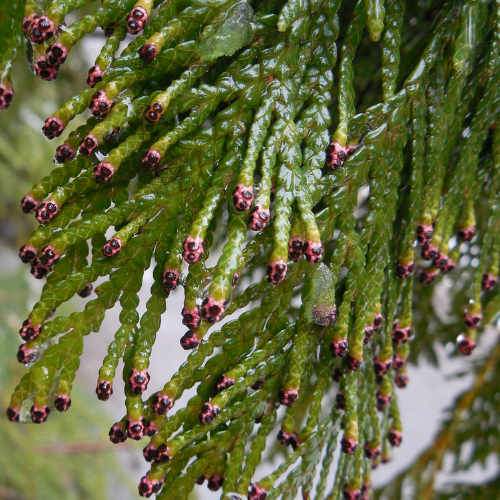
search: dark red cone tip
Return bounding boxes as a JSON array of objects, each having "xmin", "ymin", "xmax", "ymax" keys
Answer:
[
  {"xmin": 87, "ymin": 65, "xmax": 104, "ymax": 87},
  {"xmin": 267, "ymin": 260, "xmax": 287, "ymax": 285},
  {"xmin": 182, "ymin": 236, "xmax": 204, "ymax": 263},
  {"xmin": 233, "ymin": 184, "xmax": 254, "ymax": 211}
]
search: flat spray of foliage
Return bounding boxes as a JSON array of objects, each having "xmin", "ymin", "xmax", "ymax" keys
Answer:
[{"xmin": 0, "ymin": 0, "xmax": 499, "ymax": 498}]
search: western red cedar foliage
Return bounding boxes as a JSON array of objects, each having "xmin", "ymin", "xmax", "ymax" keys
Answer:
[{"xmin": 1, "ymin": 0, "xmax": 499, "ymax": 498}]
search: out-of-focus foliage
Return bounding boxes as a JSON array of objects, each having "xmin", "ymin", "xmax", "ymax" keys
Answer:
[
  {"xmin": 375, "ymin": 343, "xmax": 500, "ymax": 499},
  {"xmin": 0, "ymin": 53, "xmax": 132, "ymax": 500},
  {"xmin": 434, "ymin": 476, "xmax": 500, "ymax": 500},
  {"xmin": 0, "ymin": 59, "xmax": 88, "ymax": 245},
  {"xmin": 0, "ymin": 266, "xmax": 133, "ymax": 500}
]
